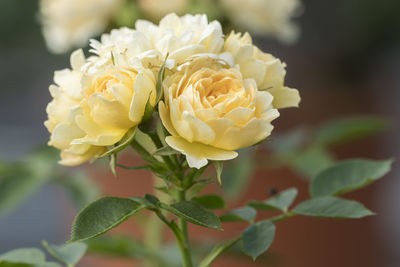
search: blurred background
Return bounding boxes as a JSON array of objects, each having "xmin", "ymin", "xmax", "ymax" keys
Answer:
[{"xmin": 0, "ymin": 0, "xmax": 399, "ymax": 266}]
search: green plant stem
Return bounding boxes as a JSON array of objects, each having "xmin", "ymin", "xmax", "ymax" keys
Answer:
[
  {"xmin": 148, "ymin": 132, "xmax": 179, "ymax": 175},
  {"xmin": 177, "ymin": 189, "xmax": 193, "ymax": 267},
  {"xmin": 155, "ymin": 210, "xmax": 193, "ymax": 267},
  {"xmin": 130, "ymin": 140, "xmax": 164, "ymax": 169},
  {"xmin": 269, "ymin": 212, "xmax": 295, "ymax": 223},
  {"xmin": 198, "ymin": 237, "xmax": 241, "ymax": 267}
]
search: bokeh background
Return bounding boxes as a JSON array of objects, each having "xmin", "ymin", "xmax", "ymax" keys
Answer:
[{"xmin": 0, "ymin": 0, "xmax": 399, "ymax": 266}]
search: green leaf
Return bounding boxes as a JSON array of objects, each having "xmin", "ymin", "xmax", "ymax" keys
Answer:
[
  {"xmin": 310, "ymin": 159, "xmax": 392, "ymax": 197},
  {"xmin": 42, "ymin": 241, "xmax": 87, "ymax": 266},
  {"xmin": 160, "ymin": 201, "xmax": 221, "ymax": 229},
  {"xmin": 152, "ymin": 146, "xmax": 178, "ymax": 156},
  {"xmin": 220, "ymin": 207, "xmax": 257, "ymax": 222},
  {"xmin": 0, "ymin": 249, "xmax": 45, "ymax": 265},
  {"xmin": 130, "ymin": 196, "xmax": 157, "ymax": 209},
  {"xmin": 38, "ymin": 263, "xmax": 62, "ymax": 267},
  {"xmin": 99, "ymin": 127, "xmax": 137, "ymax": 158},
  {"xmin": 0, "ymin": 167, "xmax": 40, "ymax": 215},
  {"xmin": 144, "ymin": 194, "xmax": 160, "ymax": 206},
  {"xmin": 222, "ymin": 149, "xmax": 255, "ymax": 198},
  {"xmin": 242, "ymin": 220, "xmax": 276, "ymax": 260},
  {"xmin": 156, "ymin": 54, "xmax": 168, "ymax": 103},
  {"xmin": 268, "ymin": 128, "xmax": 308, "ymax": 154},
  {"xmin": 315, "ymin": 116, "xmax": 387, "ymax": 146},
  {"xmin": 69, "ymin": 197, "xmax": 144, "ymax": 242},
  {"xmin": 86, "ymin": 235, "xmax": 152, "ymax": 259},
  {"xmin": 192, "ymin": 194, "xmax": 225, "ymax": 210},
  {"xmin": 213, "ymin": 161, "xmax": 223, "ymax": 185},
  {"xmin": 0, "ymin": 147, "xmax": 58, "ymax": 215},
  {"xmin": 248, "ymin": 188, "xmax": 298, "ymax": 212},
  {"xmin": 293, "ymin": 196, "xmax": 374, "ymax": 218},
  {"xmin": 186, "ymin": 182, "xmax": 208, "ymax": 200},
  {"xmin": 291, "ymin": 146, "xmax": 335, "ymax": 178}
]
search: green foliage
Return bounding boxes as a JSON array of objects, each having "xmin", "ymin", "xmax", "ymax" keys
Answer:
[
  {"xmin": 266, "ymin": 116, "xmax": 387, "ymax": 179},
  {"xmin": 87, "ymin": 235, "xmax": 149, "ymax": 258},
  {"xmin": 220, "ymin": 207, "xmax": 257, "ymax": 222},
  {"xmin": 160, "ymin": 201, "xmax": 221, "ymax": 230},
  {"xmin": 69, "ymin": 197, "xmax": 144, "ymax": 242},
  {"xmin": 192, "ymin": 194, "xmax": 225, "ymax": 210},
  {"xmin": 0, "ymin": 249, "xmax": 45, "ymax": 265},
  {"xmin": 0, "ymin": 147, "xmax": 57, "ymax": 215},
  {"xmin": 198, "ymin": 238, "xmax": 240, "ymax": 267},
  {"xmin": 291, "ymin": 146, "xmax": 335, "ymax": 178},
  {"xmin": 242, "ymin": 220, "xmax": 276, "ymax": 260},
  {"xmin": 0, "ymin": 248, "xmax": 61, "ymax": 267},
  {"xmin": 293, "ymin": 196, "xmax": 374, "ymax": 218},
  {"xmin": 42, "ymin": 241, "xmax": 87, "ymax": 266},
  {"xmin": 315, "ymin": 116, "xmax": 387, "ymax": 145},
  {"xmin": 249, "ymin": 188, "xmax": 298, "ymax": 212},
  {"xmin": 152, "ymin": 145, "xmax": 178, "ymax": 156},
  {"xmin": 310, "ymin": 159, "xmax": 392, "ymax": 197}
]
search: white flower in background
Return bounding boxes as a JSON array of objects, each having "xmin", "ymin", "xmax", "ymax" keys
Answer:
[
  {"xmin": 39, "ymin": 0, "xmax": 123, "ymax": 54},
  {"xmin": 138, "ymin": 0, "xmax": 189, "ymax": 21},
  {"xmin": 135, "ymin": 13, "xmax": 224, "ymax": 64},
  {"xmin": 220, "ymin": 0, "xmax": 302, "ymax": 43}
]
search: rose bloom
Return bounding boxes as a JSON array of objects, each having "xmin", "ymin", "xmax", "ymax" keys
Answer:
[
  {"xmin": 159, "ymin": 56, "xmax": 279, "ymax": 168},
  {"xmin": 224, "ymin": 31, "xmax": 300, "ymax": 109},
  {"xmin": 39, "ymin": 0, "xmax": 123, "ymax": 53},
  {"xmin": 135, "ymin": 13, "xmax": 224, "ymax": 65},
  {"xmin": 45, "ymin": 49, "xmax": 156, "ymax": 165},
  {"xmin": 138, "ymin": 0, "xmax": 188, "ymax": 21},
  {"xmin": 220, "ymin": 0, "xmax": 302, "ymax": 43}
]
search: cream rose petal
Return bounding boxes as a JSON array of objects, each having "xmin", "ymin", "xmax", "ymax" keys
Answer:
[
  {"xmin": 128, "ymin": 71, "xmax": 156, "ymax": 124},
  {"xmin": 267, "ymin": 86, "xmax": 301, "ymax": 109},
  {"xmin": 166, "ymin": 136, "xmax": 238, "ymax": 169},
  {"xmin": 60, "ymin": 145, "xmax": 105, "ymax": 166}
]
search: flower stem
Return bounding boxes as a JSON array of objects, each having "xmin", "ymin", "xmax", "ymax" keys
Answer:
[
  {"xmin": 177, "ymin": 189, "xmax": 193, "ymax": 267},
  {"xmin": 155, "ymin": 209, "xmax": 193, "ymax": 267}
]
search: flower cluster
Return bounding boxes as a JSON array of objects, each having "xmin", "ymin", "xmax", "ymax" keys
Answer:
[{"xmin": 45, "ymin": 13, "xmax": 300, "ymax": 168}]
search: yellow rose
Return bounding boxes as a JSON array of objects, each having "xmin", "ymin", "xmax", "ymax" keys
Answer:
[
  {"xmin": 40, "ymin": 0, "xmax": 123, "ymax": 53},
  {"xmin": 45, "ymin": 49, "xmax": 157, "ymax": 165},
  {"xmin": 44, "ymin": 50, "xmax": 106, "ymax": 165},
  {"xmin": 224, "ymin": 31, "xmax": 300, "ymax": 109},
  {"xmin": 159, "ymin": 56, "xmax": 279, "ymax": 168}
]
